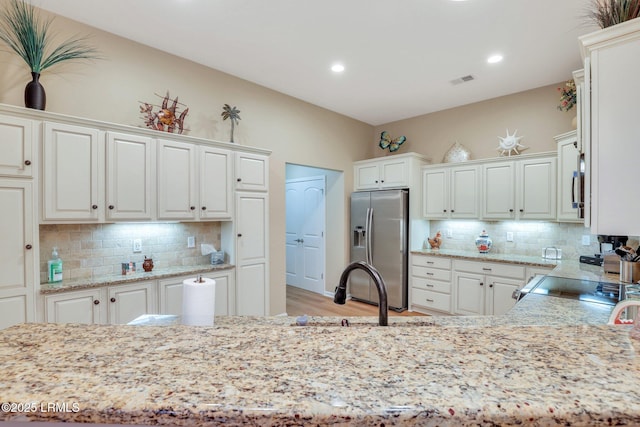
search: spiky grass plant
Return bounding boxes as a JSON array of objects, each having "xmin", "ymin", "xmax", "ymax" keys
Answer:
[
  {"xmin": 221, "ymin": 104, "xmax": 241, "ymax": 143},
  {"xmin": 0, "ymin": 0, "xmax": 99, "ymax": 73},
  {"xmin": 589, "ymin": 0, "xmax": 640, "ymax": 28}
]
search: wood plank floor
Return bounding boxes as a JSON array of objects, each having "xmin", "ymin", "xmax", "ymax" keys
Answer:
[{"xmin": 285, "ymin": 285, "xmax": 426, "ymax": 317}]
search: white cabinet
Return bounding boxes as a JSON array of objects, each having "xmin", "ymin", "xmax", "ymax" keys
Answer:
[
  {"xmin": 453, "ymin": 260, "xmax": 525, "ymax": 316},
  {"xmin": 157, "ymin": 140, "xmax": 233, "ymax": 220},
  {"xmin": 0, "ymin": 114, "xmax": 35, "ymax": 178},
  {"xmin": 555, "ymin": 131, "xmax": 582, "ymax": 223},
  {"xmin": 410, "ymin": 254, "xmax": 452, "ymax": 314},
  {"xmin": 158, "ymin": 270, "xmax": 235, "ymax": 316},
  {"xmin": 106, "ymin": 132, "xmax": 155, "ymax": 221},
  {"xmin": 423, "ymin": 165, "xmax": 480, "ymax": 219},
  {"xmin": 580, "ymin": 19, "xmax": 640, "ymax": 235},
  {"xmin": 0, "ymin": 180, "xmax": 36, "ymax": 330},
  {"xmin": 107, "ymin": 281, "xmax": 156, "ymax": 325},
  {"xmin": 354, "ymin": 156, "xmax": 412, "ymax": 190},
  {"xmin": 44, "ymin": 288, "xmax": 103, "ymax": 324},
  {"xmin": 235, "ymin": 152, "xmax": 269, "ymax": 192},
  {"xmin": 42, "ymin": 122, "xmax": 103, "ymax": 222},
  {"xmin": 482, "ymin": 155, "xmax": 556, "ymax": 220},
  {"xmin": 235, "ymin": 192, "xmax": 269, "ymax": 315}
]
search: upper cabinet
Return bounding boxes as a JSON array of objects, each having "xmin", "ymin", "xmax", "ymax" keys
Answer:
[
  {"xmin": 354, "ymin": 153, "xmax": 428, "ymax": 190},
  {"xmin": 156, "ymin": 139, "xmax": 198, "ymax": 221},
  {"xmin": 41, "ymin": 122, "xmax": 103, "ymax": 222},
  {"xmin": 200, "ymin": 146, "xmax": 233, "ymax": 219},
  {"xmin": 106, "ymin": 132, "xmax": 155, "ymax": 221},
  {"xmin": 580, "ymin": 19, "xmax": 640, "ymax": 235},
  {"xmin": 235, "ymin": 152, "xmax": 269, "ymax": 192},
  {"xmin": 555, "ymin": 131, "xmax": 582, "ymax": 223},
  {"xmin": 423, "ymin": 164, "xmax": 480, "ymax": 219},
  {"xmin": 0, "ymin": 114, "xmax": 35, "ymax": 178}
]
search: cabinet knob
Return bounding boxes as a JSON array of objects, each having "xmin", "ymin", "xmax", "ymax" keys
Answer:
[
  {"xmin": 237, "ymin": 233, "xmax": 242, "ymax": 237},
  {"xmin": 24, "ymin": 160, "xmax": 31, "ymax": 166},
  {"xmin": 25, "ymin": 244, "xmax": 32, "ymax": 250},
  {"xmin": 92, "ymin": 204, "xmax": 98, "ymax": 210},
  {"xmin": 519, "ymin": 209, "xmax": 524, "ymax": 213},
  {"xmin": 201, "ymin": 206, "xmax": 207, "ymax": 210},
  {"xmin": 110, "ymin": 297, "xmax": 116, "ymax": 303},
  {"xmin": 375, "ymin": 180, "xmax": 379, "ymax": 183},
  {"xmin": 480, "ymin": 282, "xmax": 484, "ymax": 286},
  {"xmin": 381, "ymin": 180, "xmax": 385, "ymax": 183},
  {"xmin": 451, "ymin": 209, "xmax": 455, "ymax": 213},
  {"xmin": 237, "ymin": 178, "xmax": 242, "ymax": 182},
  {"xmin": 190, "ymin": 206, "xmax": 196, "ymax": 210},
  {"xmin": 443, "ymin": 209, "xmax": 447, "ymax": 213},
  {"xmin": 108, "ymin": 205, "xmax": 114, "ymax": 210},
  {"xmin": 509, "ymin": 209, "xmax": 514, "ymax": 213},
  {"xmin": 93, "ymin": 300, "xmax": 100, "ymax": 305},
  {"xmin": 489, "ymin": 283, "xmax": 494, "ymax": 288}
]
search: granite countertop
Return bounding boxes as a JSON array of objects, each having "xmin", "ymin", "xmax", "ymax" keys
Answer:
[
  {"xmin": 412, "ymin": 248, "xmax": 559, "ymax": 268},
  {"xmin": 40, "ymin": 264, "xmax": 235, "ymax": 295},
  {"xmin": 1, "ymin": 317, "xmax": 639, "ymax": 426}
]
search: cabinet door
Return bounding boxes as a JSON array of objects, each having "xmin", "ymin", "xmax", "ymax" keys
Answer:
[
  {"xmin": 203, "ymin": 272, "xmax": 235, "ymax": 316},
  {"xmin": 106, "ymin": 132, "xmax": 154, "ymax": 221},
  {"xmin": 453, "ymin": 272, "xmax": 485, "ymax": 315},
  {"xmin": 354, "ymin": 163, "xmax": 380, "ymax": 190},
  {"xmin": 482, "ymin": 162, "xmax": 515, "ymax": 219},
  {"xmin": 485, "ymin": 276, "xmax": 523, "ymax": 316},
  {"xmin": 200, "ymin": 146, "xmax": 232, "ymax": 219},
  {"xmin": 158, "ymin": 277, "xmax": 184, "ymax": 316},
  {"xmin": 107, "ymin": 281, "xmax": 156, "ymax": 324},
  {"xmin": 45, "ymin": 289, "xmax": 103, "ymax": 324},
  {"xmin": 380, "ymin": 158, "xmax": 408, "ymax": 188},
  {"xmin": 0, "ymin": 180, "xmax": 35, "ymax": 330},
  {"xmin": 556, "ymin": 133, "xmax": 582, "ymax": 222},
  {"xmin": 158, "ymin": 271, "xmax": 235, "ymax": 317},
  {"xmin": 518, "ymin": 157, "xmax": 556, "ymax": 220},
  {"xmin": 0, "ymin": 115, "xmax": 35, "ymax": 178},
  {"xmin": 235, "ymin": 152, "xmax": 268, "ymax": 191},
  {"xmin": 450, "ymin": 165, "xmax": 480, "ymax": 219},
  {"xmin": 236, "ymin": 192, "xmax": 268, "ymax": 315},
  {"xmin": 422, "ymin": 168, "xmax": 448, "ymax": 219},
  {"xmin": 157, "ymin": 139, "xmax": 197, "ymax": 220},
  {"xmin": 42, "ymin": 122, "xmax": 102, "ymax": 221}
]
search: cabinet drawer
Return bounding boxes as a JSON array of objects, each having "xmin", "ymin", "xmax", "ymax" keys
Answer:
[
  {"xmin": 412, "ymin": 277, "xmax": 450, "ymax": 294},
  {"xmin": 412, "ymin": 265, "xmax": 450, "ymax": 281},
  {"xmin": 411, "ymin": 288, "xmax": 450, "ymax": 312},
  {"xmin": 454, "ymin": 259, "xmax": 525, "ymax": 279},
  {"xmin": 412, "ymin": 255, "xmax": 451, "ymax": 270}
]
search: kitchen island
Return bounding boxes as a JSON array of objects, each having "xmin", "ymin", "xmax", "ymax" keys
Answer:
[{"xmin": 1, "ymin": 314, "xmax": 638, "ymax": 426}]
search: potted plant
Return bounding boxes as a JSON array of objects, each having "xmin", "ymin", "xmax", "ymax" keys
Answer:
[
  {"xmin": 0, "ymin": 0, "xmax": 100, "ymax": 110},
  {"xmin": 588, "ymin": 0, "xmax": 640, "ymax": 28}
]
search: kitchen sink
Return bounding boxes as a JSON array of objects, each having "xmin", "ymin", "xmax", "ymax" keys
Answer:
[{"xmin": 291, "ymin": 319, "xmax": 436, "ymax": 328}]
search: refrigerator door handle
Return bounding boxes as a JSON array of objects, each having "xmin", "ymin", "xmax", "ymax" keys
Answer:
[{"xmin": 366, "ymin": 207, "xmax": 373, "ymax": 265}]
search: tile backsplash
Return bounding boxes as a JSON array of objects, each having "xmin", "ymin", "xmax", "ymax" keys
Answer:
[
  {"xmin": 39, "ymin": 222, "xmax": 221, "ymax": 282},
  {"xmin": 427, "ymin": 220, "xmax": 639, "ymax": 260}
]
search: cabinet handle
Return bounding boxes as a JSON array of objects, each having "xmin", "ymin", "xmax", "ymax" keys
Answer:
[
  {"xmin": 108, "ymin": 205, "xmax": 114, "ymax": 210},
  {"xmin": 201, "ymin": 206, "xmax": 207, "ymax": 210},
  {"xmin": 24, "ymin": 160, "xmax": 31, "ymax": 166},
  {"xmin": 190, "ymin": 206, "xmax": 196, "ymax": 210},
  {"xmin": 489, "ymin": 283, "xmax": 494, "ymax": 288},
  {"xmin": 93, "ymin": 300, "xmax": 100, "ymax": 305},
  {"xmin": 426, "ymin": 261, "xmax": 434, "ymax": 264},
  {"xmin": 482, "ymin": 267, "xmax": 492, "ymax": 271},
  {"xmin": 426, "ymin": 284, "xmax": 434, "ymax": 288},
  {"xmin": 375, "ymin": 180, "xmax": 379, "ymax": 183},
  {"xmin": 426, "ymin": 272, "xmax": 434, "ymax": 276},
  {"xmin": 426, "ymin": 298, "xmax": 434, "ymax": 302},
  {"xmin": 509, "ymin": 208, "xmax": 514, "ymax": 213},
  {"xmin": 237, "ymin": 178, "xmax": 242, "ymax": 182},
  {"xmin": 381, "ymin": 180, "xmax": 385, "ymax": 183},
  {"xmin": 443, "ymin": 209, "xmax": 447, "ymax": 213},
  {"xmin": 110, "ymin": 297, "xmax": 116, "ymax": 303},
  {"xmin": 92, "ymin": 204, "xmax": 98, "ymax": 210},
  {"xmin": 25, "ymin": 244, "xmax": 32, "ymax": 250},
  {"xmin": 451, "ymin": 209, "xmax": 455, "ymax": 213},
  {"xmin": 480, "ymin": 282, "xmax": 484, "ymax": 286},
  {"xmin": 237, "ymin": 233, "xmax": 242, "ymax": 237},
  {"xmin": 519, "ymin": 209, "xmax": 524, "ymax": 213}
]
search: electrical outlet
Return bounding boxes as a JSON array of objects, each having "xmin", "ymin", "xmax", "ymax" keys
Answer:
[
  {"xmin": 506, "ymin": 232, "xmax": 514, "ymax": 242},
  {"xmin": 446, "ymin": 229, "xmax": 453, "ymax": 238},
  {"xmin": 133, "ymin": 239, "xmax": 142, "ymax": 253},
  {"xmin": 187, "ymin": 236, "xmax": 195, "ymax": 248},
  {"xmin": 582, "ymin": 235, "xmax": 591, "ymax": 246}
]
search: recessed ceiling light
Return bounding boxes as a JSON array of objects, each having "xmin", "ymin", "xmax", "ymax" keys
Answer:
[
  {"xmin": 331, "ymin": 64, "xmax": 345, "ymax": 73},
  {"xmin": 487, "ymin": 54, "xmax": 503, "ymax": 64}
]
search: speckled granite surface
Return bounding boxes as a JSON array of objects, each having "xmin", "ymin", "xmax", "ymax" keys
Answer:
[
  {"xmin": 0, "ymin": 318, "xmax": 638, "ymax": 426},
  {"xmin": 40, "ymin": 264, "xmax": 234, "ymax": 295},
  {"xmin": 412, "ymin": 248, "xmax": 559, "ymax": 268}
]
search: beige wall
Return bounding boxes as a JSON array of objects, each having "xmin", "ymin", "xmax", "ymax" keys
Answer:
[
  {"xmin": 372, "ymin": 84, "xmax": 576, "ymax": 162},
  {"xmin": 0, "ymin": 8, "xmax": 372, "ymax": 315}
]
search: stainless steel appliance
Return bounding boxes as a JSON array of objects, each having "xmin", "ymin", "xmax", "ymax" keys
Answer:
[
  {"xmin": 350, "ymin": 189, "xmax": 408, "ymax": 311},
  {"xmin": 514, "ymin": 275, "xmax": 621, "ymax": 307}
]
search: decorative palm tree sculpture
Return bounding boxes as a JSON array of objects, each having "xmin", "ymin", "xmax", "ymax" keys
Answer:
[
  {"xmin": 221, "ymin": 104, "xmax": 241, "ymax": 143},
  {"xmin": 0, "ymin": 0, "xmax": 100, "ymax": 110}
]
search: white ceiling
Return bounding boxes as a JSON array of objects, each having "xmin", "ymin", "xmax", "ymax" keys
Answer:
[{"xmin": 33, "ymin": 0, "xmax": 598, "ymax": 125}]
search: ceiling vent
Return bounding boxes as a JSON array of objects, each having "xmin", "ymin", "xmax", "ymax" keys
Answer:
[{"xmin": 450, "ymin": 75, "xmax": 475, "ymax": 85}]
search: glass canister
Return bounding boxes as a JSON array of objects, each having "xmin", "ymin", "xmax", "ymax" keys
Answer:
[
  {"xmin": 625, "ymin": 284, "xmax": 640, "ymax": 322},
  {"xmin": 475, "ymin": 230, "xmax": 492, "ymax": 253}
]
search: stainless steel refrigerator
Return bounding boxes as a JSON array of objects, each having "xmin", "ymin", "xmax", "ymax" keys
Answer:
[{"xmin": 350, "ymin": 189, "xmax": 408, "ymax": 311}]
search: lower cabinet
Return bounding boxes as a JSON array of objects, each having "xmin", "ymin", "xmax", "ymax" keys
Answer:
[
  {"xmin": 410, "ymin": 254, "xmax": 452, "ymax": 315},
  {"xmin": 453, "ymin": 260, "xmax": 525, "ymax": 316},
  {"xmin": 157, "ymin": 270, "xmax": 235, "ymax": 316},
  {"xmin": 45, "ymin": 288, "xmax": 104, "ymax": 324}
]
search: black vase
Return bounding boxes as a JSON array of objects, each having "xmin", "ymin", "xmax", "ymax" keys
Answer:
[{"xmin": 24, "ymin": 72, "xmax": 46, "ymax": 110}]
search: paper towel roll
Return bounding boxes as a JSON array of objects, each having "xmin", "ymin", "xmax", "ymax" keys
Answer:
[{"xmin": 182, "ymin": 277, "xmax": 216, "ymax": 326}]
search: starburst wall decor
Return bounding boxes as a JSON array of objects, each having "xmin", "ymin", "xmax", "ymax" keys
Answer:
[{"xmin": 497, "ymin": 129, "xmax": 527, "ymax": 156}]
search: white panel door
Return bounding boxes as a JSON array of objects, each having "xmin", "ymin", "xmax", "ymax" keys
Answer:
[
  {"xmin": 0, "ymin": 180, "xmax": 35, "ymax": 330},
  {"xmin": 453, "ymin": 272, "xmax": 485, "ymax": 316},
  {"xmin": 285, "ymin": 182, "xmax": 303, "ymax": 287},
  {"xmin": 107, "ymin": 281, "xmax": 155, "ymax": 324},
  {"xmin": 106, "ymin": 132, "xmax": 154, "ymax": 220},
  {"xmin": 556, "ymin": 132, "xmax": 582, "ymax": 222},
  {"xmin": 450, "ymin": 165, "xmax": 480, "ymax": 219},
  {"xmin": 0, "ymin": 114, "xmax": 34, "ymax": 178},
  {"xmin": 486, "ymin": 276, "xmax": 523, "ymax": 316},
  {"xmin": 236, "ymin": 263, "xmax": 266, "ymax": 316},
  {"xmin": 482, "ymin": 162, "xmax": 515, "ymax": 219},
  {"xmin": 157, "ymin": 139, "xmax": 197, "ymax": 220},
  {"xmin": 45, "ymin": 289, "xmax": 103, "ymax": 324},
  {"xmin": 518, "ymin": 157, "xmax": 556, "ymax": 220},
  {"xmin": 422, "ymin": 168, "xmax": 448, "ymax": 219},
  {"xmin": 235, "ymin": 152, "xmax": 268, "ymax": 191},
  {"xmin": 42, "ymin": 122, "xmax": 102, "ymax": 221},
  {"xmin": 200, "ymin": 146, "xmax": 233, "ymax": 219},
  {"xmin": 354, "ymin": 163, "xmax": 380, "ymax": 190},
  {"xmin": 380, "ymin": 158, "xmax": 408, "ymax": 188}
]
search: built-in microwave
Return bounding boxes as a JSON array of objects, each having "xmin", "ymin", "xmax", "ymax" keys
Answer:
[{"xmin": 572, "ymin": 153, "xmax": 585, "ymax": 219}]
